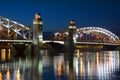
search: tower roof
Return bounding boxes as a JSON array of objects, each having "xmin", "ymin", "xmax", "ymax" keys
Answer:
[
  {"xmin": 70, "ymin": 20, "xmax": 75, "ymax": 25},
  {"xmin": 35, "ymin": 13, "xmax": 41, "ymax": 19},
  {"xmin": 68, "ymin": 20, "xmax": 76, "ymax": 29}
]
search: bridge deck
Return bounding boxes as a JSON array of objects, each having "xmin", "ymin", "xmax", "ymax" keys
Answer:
[{"xmin": 0, "ymin": 40, "xmax": 119, "ymax": 46}]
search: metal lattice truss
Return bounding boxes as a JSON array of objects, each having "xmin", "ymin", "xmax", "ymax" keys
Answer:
[
  {"xmin": 77, "ymin": 27, "xmax": 119, "ymax": 42},
  {"xmin": 54, "ymin": 27, "xmax": 119, "ymax": 44},
  {"xmin": 0, "ymin": 16, "xmax": 31, "ymax": 40}
]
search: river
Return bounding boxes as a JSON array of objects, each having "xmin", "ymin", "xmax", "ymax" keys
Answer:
[{"xmin": 0, "ymin": 48, "xmax": 120, "ymax": 80}]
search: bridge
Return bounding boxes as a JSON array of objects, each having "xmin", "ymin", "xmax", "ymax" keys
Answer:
[
  {"xmin": 53, "ymin": 20, "xmax": 120, "ymax": 50},
  {"xmin": 0, "ymin": 14, "xmax": 119, "ymax": 50},
  {"xmin": 54, "ymin": 27, "xmax": 120, "ymax": 45}
]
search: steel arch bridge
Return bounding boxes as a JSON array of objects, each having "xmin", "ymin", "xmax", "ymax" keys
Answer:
[
  {"xmin": 0, "ymin": 16, "xmax": 31, "ymax": 40},
  {"xmin": 54, "ymin": 27, "xmax": 120, "ymax": 44}
]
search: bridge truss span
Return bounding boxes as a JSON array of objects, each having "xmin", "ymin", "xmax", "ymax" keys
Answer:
[
  {"xmin": 0, "ymin": 16, "xmax": 32, "ymax": 40},
  {"xmin": 54, "ymin": 27, "xmax": 119, "ymax": 44},
  {"xmin": 77, "ymin": 27, "xmax": 119, "ymax": 43}
]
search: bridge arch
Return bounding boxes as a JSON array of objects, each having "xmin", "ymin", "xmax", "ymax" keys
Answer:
[{"xmin": 77, "ymin": 27, "xmax": 119, "ymax": 41}]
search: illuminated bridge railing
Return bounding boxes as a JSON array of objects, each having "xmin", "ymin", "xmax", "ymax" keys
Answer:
[
  {"xmin": 0, "ymin": 40, "xmax": 33, "ymax": 43},
  {"xmin": 76, "ymin": 42, "xmax": 119, "ymax": 45},
  {"xmin": 43, "ymin": 40, "xmax": 119, "ymax": 46},
  {"xmin": 43, "ymin": 40, "xmax": 64, "ymax": 45}
]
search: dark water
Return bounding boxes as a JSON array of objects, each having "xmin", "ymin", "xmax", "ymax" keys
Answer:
[{"xmin": 0, "ymin": 48, "xmax": 120, "ymax": 80}]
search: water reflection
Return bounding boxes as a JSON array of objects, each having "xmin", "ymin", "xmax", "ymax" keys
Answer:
[
  {"xmin": 0, "ymin": 48, "xmax": 120, "ymax": 80},
  {"xmin": 1, "ymin": 49, "xmax": 11, "ymax": 62},
  {"xmin": 6, "ymin": 68, "xmax": 10, "ymax": 80}
]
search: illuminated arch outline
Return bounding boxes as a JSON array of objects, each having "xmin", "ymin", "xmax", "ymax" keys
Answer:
[{"xmin": 77, "ymin": 27, "xmax": 119, "ymax": 42}]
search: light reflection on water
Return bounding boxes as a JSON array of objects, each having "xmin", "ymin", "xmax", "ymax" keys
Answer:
[{"xmin": 0, "ymin": 49, "xmax": 120, "ymax": 80}]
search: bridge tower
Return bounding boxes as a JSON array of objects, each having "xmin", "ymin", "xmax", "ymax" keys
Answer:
[
  {"xmin": 33, "ymin": 13, "xmax": 43, "ymax": 47},
  {"xmin": 68, "ymin": 20, "xmax": 77, "ymax": 45}
]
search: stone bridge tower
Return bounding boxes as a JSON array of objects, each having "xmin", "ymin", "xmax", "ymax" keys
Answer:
[
  {"xmin": 68, "ymin": 20, "xmax": 77, "ymax": 45},
  {"xmin": 33, "ymin": 13, "xmax": 43, "ymax": 47},
  {"xmin": 66, "ymin": 20, "xmax": 77, "ymax": 51}
]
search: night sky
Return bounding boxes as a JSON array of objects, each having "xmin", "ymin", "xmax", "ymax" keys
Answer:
[{"xmin": 0, "ymin": 0, "xmax": 120, "ymax": 35}]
